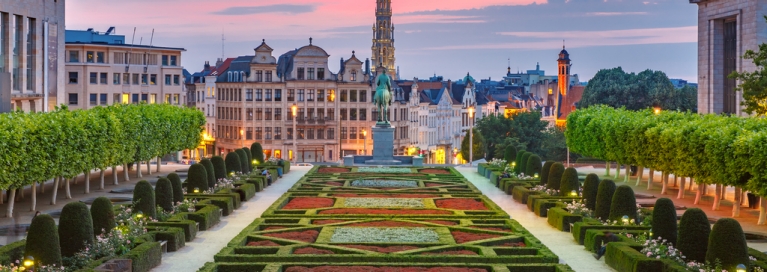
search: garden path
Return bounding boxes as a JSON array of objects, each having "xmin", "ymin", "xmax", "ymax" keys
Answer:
[
  {"xmin": 456, "ymin": 167, "xmax": 615, "ymax": 272},
  {"xmin": 151, "ymin": 166, "xmax": 311, "ymax": 272}
]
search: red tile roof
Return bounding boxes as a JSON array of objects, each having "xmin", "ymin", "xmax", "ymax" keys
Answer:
[{"xmin": 557, "ymin": 85, "xmax": 585, "ymax": 121}]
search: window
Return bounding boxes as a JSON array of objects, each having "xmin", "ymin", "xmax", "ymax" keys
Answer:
[
  {"xmin": 11, "ymin": 15, "xmax": 20, "ymax": 90},
  {"xmin": 150, "ymin": 74, "xmax": 157, "ymax": 85},
  {"xmin": 132, "ymin": 94, "xmax": 139, "ymax": 104},
  {"xmin": 341, "ymin": 109, "xmax": 347, "ymax": 120},
  {"xmin": 162, "ymin": 75, "xmax": 170, "ymax": 85},
  {"xmin": 297, "ymin": 68, "xmax": 305, "ymax": 80},
  {"xmin": 90, "ymin": 94, "xmax": 98, "ymax": 106},
  {"xmin": 162, "ymin": 55, "xmax": 168, "ymax": 66},
  {"xmin": 307, "ymin": 128, "xmax": 315, "ymax": 140},
  {"xmin": 256, "ymin": 70, "xmax": 263, "ymax": 82},
  {"xmin": 287, "ymin": 89, "xmax": 295, "ymax": 101},
  {"xmin": 287, "ymin": 128, "xmax": 293, "ymax": 140},
  {"xmin": 351, "ymin": 70, "xmax": 357, "ymax": 81},
  {"xmin": 24, "ymin": 18, "xmax": 35, "ymax": 90},
  {"xmin": 317, "ymin": 90, "xmax": 325, "ymax": 102},
  {"xmin": 265, "ymin": 108, "xmax": 272, "ymax": 121},
  {"xmin": 265, "ymin": 127, "xmax": 272, "ymax": 140},
  {"xmin": 275, "ymin": 108, "xmax": 282, "ymax": 121},
  {"xmin": 246, "ymin": 109, "xmax": 253, "ymax": 121},
  {"xmin": 317, "ymin": 109, "xmax": 325, "ymax": 119},
  {"xmin": 350, "ymin": 109, "xmax": 357, "ymax": 120},
  {"xmin": 170, "ymin": 56, "xmax": 177, "ymax": 66},
  {"xmin": 69, "ymin": 72, "xmax": 78, "ymax": 84},
  {"xmin": 308, "ymin": 108, "xmax": 315, "ymax": 119},
  {"xmin": 100, "ymin": 94, "xmax": 108, "ymax": 105},
  {"xmin": 150, "ymin": 94, "xmax": 156, "ymax": 104},
  {"xmin": 141, "ymin": 74, "xmax": 148, "ymax": 85},
  {"xmin": 174, "ymin": 94, "xmax": 180, "ymax": 104},
  {"xmin": 359, "ymin": 91, "xmax": 367, "ymax": 102},
  {"xmin": 317, "ymin": 129, "xmax": 325, "ymax": 139},
  {"xmin": 275, "ymin": 127, "xmax": 282, "ymax": 140},
  {"xmin": 297, "ymin": 89, "xmax": 305, "ymax": 102},
  {"xmin": 307, "ymin": 89, "xmax": 314, "ymax": 101},
  {"xmin": 100, "ymin": 73, "xmax": 107, "ymax": 84},
  {"xmin": 256, "ymin": 89, "xmax": 263, "ymax": 101},
  {"xmin": 113, "ymin": 73, "xmax": 120, "ymax": 84},
  {"xmin": 69, "ymin": 51, "xmax": 79, "ymax": 63},
  {"xmin": 86, "ymin": 51, "xmax": 95, "ymax": 63},
  {"xmin": 360, "ymin": 109, "xmax": 367, "ymax": 121},
  {"xmin": 165, "ymin": 94, "xmax": 171, "ymax": 104},
  {"xmin": 123, "ymin": 73, "xmax": 130, "ymax": 85},
  {"xmin": 350, "ymin": 127, "xmax": 357, "ymax": 140},
  {"xmin": 307, "ymin": 68, "xmax": 315, "ymax": 80},
  {"xmin": 245, "ymin": 89, "xmax": 253, "ymax": 101},
  {"xmin": 297, "ymin": 128, "xmax": 305, "ymax": 140},
  {"xmin": 68, "ymin": 93, "xmax": 78, "ymax": 105},
  {"xmin": 318, "ymin": 68, "xmax": 325, "ymax": 80},
  {"xmin": 340, "ymin": 90, "xmax": 347, "ymax": 102},
  {"xmin": 328, "ymin": 128, "xmax": 335, "ymax": 139},
  {"xmin": 141, "ymin": 94, "xmax": 148, "ymax": 103},
  {"xmin": 341, "ymin": 127, "xmax": 347, "ymax": 139},
  {"xmin": 275, "ymin": 89, "xmax": 282, "ymax": 101},
  {"xmin": 298, "ymin": 108, "xmax": 305, "ymax": 120},
  {"xmin": 246, "ymin": 128, "xmax": 253, "ymax": 140},
  {"xmin": 173, "ymin": 75, "xmax": 180, "ymax": 85},
  {"xmin": 350, "ymin": 90, "xmax": 357, "ymax": 102},
  {"xmin": 265, "ymin": 71, "xmax": 273, "ymax": 82},
  {"xmin": 255, "ymin": 128, "xmax": 263, "ymax": 140},
  {"xmin": 256, "ymin": 108, "xmax": 263, "ymax": 120},
  {"xmin": 90, "ymin": 72, "xmax": 98, "ymax": 84},
  {"xmin": 265, "ymin": 89, "xmax": 272, "ymax": 101},
  {"xmin": 328, "ymin": 90, "xmax": 335, "ymax": 102},
  {"xmin": 132, "ymin": 74, "xmax": 139, "ymax": 85},
  {"xmin": 327, "ymin": 109, "xmax": 335, "ymax": 120},
  {"xmin": 96, "ymin": 52, "xmax": 105, "ymax": 63}
]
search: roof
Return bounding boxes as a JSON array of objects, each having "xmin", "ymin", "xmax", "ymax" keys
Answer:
[
  {"xmin": 255, "ymin": 39, "xmax": 273, "ymax": 52},
  {"xmin": 216, "ymin": 56, "xmax": 253, "ymax": 83},
  {"xmin": 556, "ymin": 85, "xmax": 585, "ymax": 120}
]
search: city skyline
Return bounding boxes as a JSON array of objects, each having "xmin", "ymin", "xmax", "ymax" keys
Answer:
[{"xmin": 66, "ymin": 0, "xmax": 697, "ymax": 82}]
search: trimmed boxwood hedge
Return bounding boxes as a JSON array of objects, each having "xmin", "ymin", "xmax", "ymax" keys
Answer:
[
  {"xmin": 594, "ymin": 179, "xmax": 616, "ymax": 220},
  {"xmin": 24, "ymin": 214, "xmax": 61, "ymax": 266},
  {"xmin": 233, "ymin": 183, "xmax": 257, "ymax": 201},
  {"xmin": 525, "ymin": 155, "xmax": 542, "ymax": 178},
  {"xmin": 168, "ymin": 173, "xmax": 184, "ymax": 203},
  {"xmin": 125, "ymin": 241, "xmax": 162, "ymax": 272},
  {"xmin": 200, "ymin": 158, "xmax": 217, "ymax": 188},
  {"xmin": 520, "ymin": 153, "xmax": 532, "ymax": 176},
  {"xmin": 512, "ymin": 186, "xmax": 539, "ymax": 204},
  {"xmin": 605, "ymin": 242, "xmax": 664, "ymax": 272},
  {"xmin": 677, "ymin": 208, "xmax": 710, "ymax": 263},
  {"xmin": 0, "ymin": 240, "xmax": 26, "ymax": 265},
  {"xmin": 91, "ymin": 196, "xmax": 116, "ymax": 236},
  {"xmin": 559, "ymin": 167, "xmax": 579, "ymax": 196},
  {"xmin": 651, "ymin": 198, "xmax": 677, "ymax": 245},
  {"xmin": 59, "ymin": 202, "xmax": 95, "ymax": 257},
  {"xmin": 707, "ymin": 218, "xmax": 749, "ymax": 271},
  {"xmin": 187, "ymin": 163, "xmax": 209, "ymax": 192},
  {"xmin": 155, "ymin": 177, "xmax": 174, "ymax": 212},
  {"xmin": 133, "ymin": 180, "xmax": 157, "ymax": 219},
  {"xmin": 147, "ymin": 219, "xmax": 197, "ymax": 242},
  {"xmin": 546, "ymin": 163, "xmax": 565, "ymax": 190},
  {"xmin": 212, "ymin": 156, "xmax": 227, "ymax": 181},
  {"xmin": 540, "ymin": 161, "xmax": 554, "ymax": 186},
  {"xmin": 609, "ymin": 185, "xmax": 637, "ymax": 222},
  {"xmin": 515, "ymin": 151, "xmax": 526, "ymax": 174},
  {"xmin": 225, "ymin": 152, "xmax": 242, "ymax": 174},
  {"xmin": 582, "ymin": 174, "xmax": 600, "ymax": 210},
  {"xmin": 185, "ymin": 202, "xmax": 222, "ymax": 231},
  {"xmin": 547, "ymin": 207, "xmax": 582, "ymax": 232},
  {"xmin": 251, "ymin": 142, "xmax": 265, "ymax": 165},
  {"xmin": 147, "ymin": 226, "xmax": 186, "ymax": 252},
  {"xmin": 236, "ymin": 149, "xmax": 250, "ymax": 174}
]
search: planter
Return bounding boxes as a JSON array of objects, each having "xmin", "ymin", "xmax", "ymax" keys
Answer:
[
  {"xmin": 571, "ymin": 221, "xmax": 650, "ymax": 245},
  {"xmin": 233, "ymin": 183, "xmax": 257, "ymax": 201},
  {"xmin": 147, "ymin": 226, "xmax": 186, "ymax": 252},
  {"xmin": 184, "ymin": 203, "xmax": 222, "ymax": 230},
  {"xmin": 147, "ymin": 219, "xmax": 197, "ymax": 242},
  {"xmin": 125, "ymin": 241, "xmax": 162, "ymax": 272},
  {"xmin": 93, "ymin": 258, "xmax": 131, "ymax": 272},
  {"xmin": 511, "ymin": 186, "xmax": 538, "ymax": 204},
  {"xmin": 604, "ymin": 242, "xmax": 664, "ymax": 272}
]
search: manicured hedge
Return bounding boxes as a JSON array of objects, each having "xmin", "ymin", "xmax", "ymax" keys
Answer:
[
  {"xmin": 525, "ymin": 155, "xmax": 542, "ymax": 178},
  {"xmin": 547, "ymin": 207, "xmax": 582, "ymax": 232},
  {"xmin": 604, "ymin": 242, "xmax": 664, "ymax": 272},
  {"xmin": 187, "ymin": 163, "xmax": 209, "ymax": 192},
  {"xmin": 0, "ymin": 240, "xmax": 26, "ymax": 265},
  {"xmin": 59, "ymin": 201, "xmax": 94, "ymax": 257},
  {"xmin": 582, "ymin": 174, "xmax": 600, "ymax": 210},
  {"xmin": 168, "ymin": 173, "xmax": 184, "ymax": 203},
  {"xmin": 512, "ymin": 186, "xmax": 539, "ymax": 204},
  {"xmin": 707, "ymin": 218, "xmax": 749, "ymax": 271},
  {"xmin": 91, "ymin": 196, "xmax": 116, "ymax": 236},
  {"xmin": 233, "ymin": 183, "xmax": 257, "ymax": 201},
  {"xmin": 540, "ymin": 161, "xmax": 554, "ymax": 186},
  {"xmin": 133, "ymin": 180, "xmax": 157, "ymax": 219},
  {"xmin": 515, "ymin": 152, "xmax": 526, "ymax": 174},
  {"xmin": 505, "ymin": 146, "xmax": 517, "ymax": 163},
  {"xmin": 609, "ymin": 185, "xmax": 637, "ymax": 221},
  {"xmin": 24, "ymin": 214, "xmax": 61, "ymax": 266},
  {"xmin": 251, "ymin": 142, "xmax": 265, "ymax": 165},
  {"xmin": 243, "ymin": 147, "xmax": 253, "ymax": 173},
  {"xmin": 200, "ymin": 158, "xmax": 217, "ymax": 188},
  {"xmin": 185, "ymin": 202, "xmax": 222, "ymax": 231},
  {"xmin": 148, "ymin": 219, "xmax": 198, "ymax": 242},
  {"xmin": 594, "ymin": 179, "xmax": 616, "ymax": 220},
  {"xmin": 225, "ymin": 152, "xmax": 242, "ymax": 174},
  {"xmin": 547, "ymin": 163, "xmax": 565, "ymax": 190},
  {"xmin": 236, "ymin": 149, "xmax": 250, "ymax": 174},
  {"xmin": 155, "ymin": 177, "xmax": 174, "ymax": 212},
  {"xmin": 677, "ymin": 208, "xmax": 710, "ymax": 263},
  {"xmin": 559, "ymin": 167, "xmax": 579, "ymax": 196},
  {"xmin": 212, "ymin": 156, "xmax": 227, "ymax": 181},
  {"xmin": 651, "ymin": 198, "xmax": 677, "ymax": 245},
  {"xmin": 520, "ymin": 153, "xmax": 532, "ymax": 176},
  {"xmin": 125, "ymin": 241, "xmax": 162, "ymax": 272},
  {"xmin": 147, "ymin": 226, "xmax": 186, "ymax": 252}
]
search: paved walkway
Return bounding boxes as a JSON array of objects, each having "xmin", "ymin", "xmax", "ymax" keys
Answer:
[
  {"xmin": 151, "ymin": 166, "xmax": 310, "ymax": 272},
  {"xmin": 456, "ymin": 167, "xmax": 615, "ymax": 272}
]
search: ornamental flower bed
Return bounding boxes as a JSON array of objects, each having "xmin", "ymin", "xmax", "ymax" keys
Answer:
[
  {"xmin": 451, "ymin": 230, "xmax": 502, "ymax": 243},
  {"xmin": 294, "ymin": 247, "xmax": 335, "ymax": 255},
  {"xmin": 423, "ymin": 220, "xmax": 459, "ymax": 226},
  {"xmin": 357, "ymin": 167, "xmax": 414, "ymax": 174},
  {"xmin": 333, "ymin": 194, "xmax": 437, "ymax": 198},
  {"xmin": 341, "ymin": 244, "xmax": 421, "ymax": 253},
  {"xmin": 318, "ymin": 208, "xmax": 452, "ymax": 215},
  {"xmin": 283, "ymin": 198, "xmax": 335, "ymax": 210},
  {"xmin": 469, "ymin": 226, "xmax": 511, "ymax": 232},
  {"xmin": 496, "ymin": 241, "xmax": 526, "ymax": 247},
  {"xmin": 285, "ymin": 266, "xmax": 488, "ymax": 272},
  {"xmin": 425, "ymin": 183, "xmax": 444, "ymax": 187},
  {"xmin": 344, "ymin": 198, "xmax": 425, "ymax": 208},
  {"xmin": 247, "ymin": 240, "xmax": 281, "ymax": 247},
  {"xmin": 351, "ymin": 180, "xmax": 418, "ymax": 188},
  {"xmin": 330, "ymin": 227, "xmax": 440, "ymax": 243},
  {"xmin": 263, "ymin": 230, "xmax": 320, "ymax": 243},
  {"xmin": 418, "ymin": 169, "xmax": 451, "ymax": 174},
  {"xmin": 325, "ymin": 181, "xmax": 344, "ymax": 186},
  {"xmin": 318, "ymin": 167, "xmax": 351, "ymax": 173},
  {"xmin": 421, "ymin": 250, "xmax": 478, "ymax": 255},
  {"xmin": 313, "ymin": 219, "xmax": 347, "ymax": 225},
  {"xmin": 346, "ymin": 221, "xmax": 426, "ymax": 227},
  {"xmin": 435, "ymin": 199, "xmax": 488, "ymax": 210}
]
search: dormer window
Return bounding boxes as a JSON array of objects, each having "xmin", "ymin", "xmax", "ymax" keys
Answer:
[
  {"xmin": 351, "ymin": 70, "xmax": 357, "ymax": 81},
  {"xmin": 227, "ymin": 71, "xmax": 232, "ymax": 82}
]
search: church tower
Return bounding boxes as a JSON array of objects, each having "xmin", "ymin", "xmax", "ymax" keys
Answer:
[
  {"xmin": 557, "ymin": 45, "xmax": 571, "ymax": 95},
  {"xmin": 371, "ymin": 0, "xmax": 396, "ymax": 79}
]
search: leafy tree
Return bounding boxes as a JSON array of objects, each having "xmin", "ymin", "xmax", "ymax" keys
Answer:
[
  {"xmin": 525, "ymin": 155, "xmax": 542, "ymax": 178},
  {"xmin": 155, "ymin": 177, "xmax": 174, "ymax": 212},
  {"xmin": 609, "ymin": 185, "xmax": 637, "ymax": 221},
  {"xmin": 594, "ymin": 179, "xmax": 616, "ymax": 220},
  {"xmin": 519, "ymin": 152, "xmax": 532, "ymax": 175},
  {"xmin": 475, "ymin": 111, "xmax": 547, "ymax": 160},
  {"xmin": 225, "ymin": 152, "xmax": 242, "ymax": 174},
  {"xmin": 187, "ymin": 164, "xmax": 209, "ymax": 192},
  {"xmin": 211, "ymin": 156, "xmax": 227, "ymax": 181},
  {"xmin": 493, "ymin": 137, "xmax": 525, "ymax": 160},
  {"xmin": 25, "ymin": 214, "xmax": 62, "ymax": 266},
  {"xmin": 540, "ymin": 161, "xmax": 555, "ymax": 186},
  {"xmin": 460, "ymin": 128, "xmax": 485, "ymax": 163},
  {"xmin": 251, "ymin": 143, "xmax": 265, "ymax": 164},
  {"xmin": 730, "ymin": 19, "xmax": 767, "ymax": 116},
  {"xmin": 541, "ymin": 126, "xmax": 580, "ymax": 162},
  {"xmin": 199, "ymin": 158, "xmax": 216, "ymax": 188},
  {"xmin": 504, "ymin": 145, "xmax": 517, "ymax": 164},
  {"xmin": 514, "ymin": 151, "xmax": 526, "ymax": 174},
  {"xmin": 579, "ymin": 67, "xmax": 682, "ymax": 111},
  {"xmin": 167, "ymin": 173, "xmax": 184, "ymax": 203},
  {"xmin": 133, "ymin": 180, "xmax": 157, "ymax": 218},
  {"xmin": 59, "ymin": 202, "xmax": 94, "ymax": 257},
  {"xmin": 236, "ymin": 149, "xmax": 249, "ymax": 174},
  {"xmin": 559, "ymin": 167, "xmax": 579, "ymax": 196}
]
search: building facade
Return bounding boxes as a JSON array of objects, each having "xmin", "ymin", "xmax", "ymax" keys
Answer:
[
  {"xmin": 690, "ymin": 0, "xmax": 767, "ymax": 115},
  {"xmin": 0, "ymin": 0, "xmax": 66, "ymax": 112}
]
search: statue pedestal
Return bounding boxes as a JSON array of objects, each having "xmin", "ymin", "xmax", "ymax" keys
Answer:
[{"xmin": 365, "ymin": 126, "xmax": 401, "ymax": 165}]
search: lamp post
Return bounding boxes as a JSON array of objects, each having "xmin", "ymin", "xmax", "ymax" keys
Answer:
[
  {"xmin": 292, "ymin": 103, "xmax": 298, "ymax": 163},
  {"xmin": 362, "ymin": 129, "xmax": 367, "ymax": 155},
  {"xmin": 468, "ymin": 105, "xmax": 475, "ymax": 166}
]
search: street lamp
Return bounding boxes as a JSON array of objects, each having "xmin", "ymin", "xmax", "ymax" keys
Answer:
[
  {"xmin": 292, "ymin": 103, "xmax": 298, "ymax": 162},
  {"xmin": 468, "ymin": 105, "xmax": 475, "ymax": 167},
  {"xmin": 362, "ymin": 129, "xmax": 367, "ymax": 155}
]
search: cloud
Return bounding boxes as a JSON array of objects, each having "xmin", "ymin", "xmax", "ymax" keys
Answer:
[
  {"xmin": 212, "ymin": 4, "xmax": 317, "ymax": 15},
  {"xmin": 585, "ymin": 12, "xmax": 648, "ymax": 16},
  {"xmin": 396, "ymin": 14, "xmax": 486, "ymax": 24}
]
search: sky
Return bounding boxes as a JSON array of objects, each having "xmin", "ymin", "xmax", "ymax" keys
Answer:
[{"xmin": 66, "ymin": 0, "xmax": 699, "ymax": 83}]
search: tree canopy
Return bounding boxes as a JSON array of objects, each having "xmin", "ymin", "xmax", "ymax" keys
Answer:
[
  {"xmin": 579, "ymin": 67, "xmax": 697, "ymax": 112},
  {"xmin": 475, "ymin": 111, "xmax": 548, "ymax": 160}
]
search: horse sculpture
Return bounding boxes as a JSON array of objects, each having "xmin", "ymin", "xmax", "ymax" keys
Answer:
[{"xmin": 373, "ymin": 70, "xmax": 393, "ymax": 126}]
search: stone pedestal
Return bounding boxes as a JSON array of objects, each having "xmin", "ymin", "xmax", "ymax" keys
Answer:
[{"xmin": 365, "ymin": 126, "xmax": 401, "ymax": 165}]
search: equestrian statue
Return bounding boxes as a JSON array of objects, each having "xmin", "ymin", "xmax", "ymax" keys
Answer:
[{"xmin": 373, "ymin": 69, "xmax": 393, "ymax": 126}]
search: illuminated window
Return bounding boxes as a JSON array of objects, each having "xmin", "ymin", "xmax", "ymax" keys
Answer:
[{"xmin": 548, "ymin": 88, "xmax": 553, "ymax": 95}]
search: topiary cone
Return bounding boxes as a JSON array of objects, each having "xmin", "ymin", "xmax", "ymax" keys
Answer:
[
  {"xmin": 155, "ymin": 177, "xmax": 174, "ymax": 212},
  {"xmin": 251, "ymin": 142, "xmax": 265, "ymax": 164},
  {"xmin": 514, "ymin": 151, "xmax": 525, "ymax": 174},
  {"xmin": 582, "ymin": 174, "xmax": 600, "ymax": 210},
  {"xmin": 504, "ymin": 146, "xmax": 517, "ymax": 164},
  {"xmin": 225, "ymin": 152, "xmax": 242, "ymax": 174},
  {"xmin": 540, "ymin": 161, "xmax": 555, "ymax": 186},
  {"xmin": 525, "ymin": 155, "xmax": 542, "ymax": 178},
  {"xmin": 91, "ymin": 197, "xmax": 116, "ymax": 236},
  {"xmin": 594, "ymin": 179, "xmax": 616, "ymax": 220},
  {"xmin": 187, "ymin": 163, "xmax": 209, "ymax": 193},
  {"xmin": 211, "ymin": 156, "xmax": 227, "ymax": 181},
  {"xmin": 25, "ymin": 214, "xmax": 62, "ymax": 266},
  {"xmin": 609, "ymin": 185, "xmax": 637, "ymax": 222},
  {"xmin": 167, "ymin": 173, "xmax": 184, "ymax": 203},
  {"xmin": 243, "ymin": 147, "xmax": 253, "ymax": 172},
  {"xmin": 200, "ymin": 158, "xmax": 216, "ymax": 188},
  {"xmin": 133, "ymin": 180, "xmax": 157, "ymax": 219},
  {"xmin": 236, "ymin": 149, "xmax": 249, "ymax": 174},
  {"xmin": 546, "ymin": 162, "xmax": 565, "ymax": 190},
  {"xmin": 678, "ymin": 208, "xmax": 710, "ymax": 263},
  {"xmin": 519, "ymin": 152, "xmax": 532, "ymax": 176},
  {"xmin": 707, "ymin": 218, "xmax": 749, "ymax": 271},
  {"xmin": 58, "ymin": 202, "xmax": 94, "ymax": 257},
  {"xmin": 559, "ymin": 167, "xmax": 580, "ymax": 196},
  {"xmin": 652, "ymin": 198, "xmax": 677, "ymax": 245}
]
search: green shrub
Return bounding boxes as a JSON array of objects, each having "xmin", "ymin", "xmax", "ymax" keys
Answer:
[
  {"xmin": 236, "ymin": 149, "xmax": 249, "ymax": 174},
  {"xmin": 187, "ymin": 163, "xmax": 209, "ymax": 192},
  {"xmin": 609, "ymin": 185, "xmax": 637, "ymax": 221},
  {"xmin": 504, "ymin": 146, "xmax": 517, "ymax": 164},
  {"xmin": 594, "ymin": 179, "xmax": 616, "ymax": 220},
  {"xmin": 243, "ymin": 147, "xmax": 253, "ymax": 172},
  {"xmin": 200, "ymin": 158, "xmax": 216, "ymax": 188},
  {"xmin": 133, "ymin": 180, "xmax": 157, "ymax": 219},
  {"xmin": 558, "ymin": 167, "xmax": 579, "ymax": 196},
  {"xmin": 225, "ymin": 152, "xmax": 242, "ymax": 174},
  {"xmin": 211, "ymin": 156, "xmax": 227, "ymax": 181},
  {"xmin": 540, "ymin": 161, "xmax": 554, "ymax": 186},
  {"xmin": 91, "ymin": 197, "xmax": 116, "ymax": 236},
  {"xmin": 251, "ymin": 142, "xmax": 265, "ymax": 164},
  {"xmin": 155, "ymin": 177, "xmax": 174, "ymax": 212},
  {"xmin": 167, "ymin": 173, "xmax": 184, "ymax": 203},
  {"xmin": 514, "ymin": 151, "xmax": 526, "ymax": 174},
  {"xmin": 520, "ymin": 152, "xmax": 532, "ymax": 176},
  {"xmin": 25, "ymin": 214, "xmax": 62, "ymax": 266},
  {"xmin": 651, "ymin": 198, "xmax": 677, "ymax": 245},
  {"xmin": 582, "ymin": 174, "xmax": 600, "ymax": 210},
  {"xmin": 677, "ymin": 208, "xmax": 710, "ymax": 262},
  {"xmin": 58, "ymin": 202, "xmax": 94, "ymax": 257},
  {"xmin": 525, "ymin": 155, "xmax": 542, "ymax": 177},
  {"xmin": 707, "ymin": 218, "xmax": 749, "ymax": 271},
  {"xmin": 546, "ymin": 163, "xmax": 565, "ymax": 190}
]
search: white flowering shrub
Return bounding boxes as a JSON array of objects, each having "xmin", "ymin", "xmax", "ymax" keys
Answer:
[
  {"xmin": 641, "ymin": 237, "xmax": 686, "ymax": 263},
  {"xmin": 565, "ymin": 200, "xmax": 592, "ymax": 217},
  {"xmin": 351, "ymin": 180, "xmax": 418, "ymax": 188},
  {"xmin": 489, "ymin": 159, "xmax": 508, "ymax": 168},
  {"xmin": 344, "ymin": 198, "xmax": 425, "ymax": 208},
  {"xmin": 530, "ymin": 185, "xmax": 559, "ymax": 196},
  {"xmin": 330, "ymin": 227, "xmax": 439, "ymax": 243}
]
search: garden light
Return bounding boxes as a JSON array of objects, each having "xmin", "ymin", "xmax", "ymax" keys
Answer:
[
  {"xmin": 23, "ymin": 256, "xmax": 34, "ymax": 268},
  {"xmin": 136, "ymin": 212, "xmax": 144, "ymax": 219},
  {"xmin": 511, "ymin": 162, "xmax": 516, "ymax": 168},
  {"xmin": 736, "ymin": 264, "xmax": 747, "ymax": 272},
  {"xmin": 193, "ymin": 187, "xmax": 200, "ymax": 194},
  {"xmin": 649, "ymin": 229, "xmax": 653, "ymax": 237},
  {"xmin": 229, "ymin": 172, "xmax": 235, "ymax": 177},
  {"xmin": 622, "ymin": 215, "xmax": 629, "ymax": 224},
  {"xmin": 252, "ymin": 159, "xmax": 258, "ymax": 165},
  {"xmin": 570, "ymin": 190, "xmax": 577, "ymax": 197},
  {"xmin": 534, "ymin": 173, "xmax": 539, "ymax": 179}
]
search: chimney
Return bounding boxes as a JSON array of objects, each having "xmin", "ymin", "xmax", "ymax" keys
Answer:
[
  {"xmin": 204, "ymin": 61, "xmax": 211, "ymax": 71},
  {"xmin": 365, "ymin": 58, "xmax": 370, "ymax": 74},
  {"xmin": 447, "ymin": 80, "xmax": 452, "ymax": 91},
  {"xmin": 216, "ymin": 58, "xmax": 223, "ymax": 67}
]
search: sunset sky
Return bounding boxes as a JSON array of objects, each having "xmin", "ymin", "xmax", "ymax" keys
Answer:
[{"xmin": 66, "ymin": 0, "xmax": 698, "ymax": 82}]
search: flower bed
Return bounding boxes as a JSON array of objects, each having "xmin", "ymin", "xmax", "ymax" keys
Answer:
[
  {"xmin": 263, "ymin": 230, "xmax": 320, "ymax": 243},
  {"xmin": 435, "ymin": 199, "xmax": 488, "ymax": 210},
  {"xmin": 496, "ymin": 241, "xmax": 526, "ymax": 247},
  {"xmin": 421, "ymin": 250, "xmax": 478, "ymax": 255},
  {"xmin": 247, "ymin": 240, "xmax": 281, "ymax": 247},
  {"xmin": 325, "ymin": 181, "xmax": 344, "ymax": 186},
  {"xmin": 351, "ymin": 180, "xmax": 418, "ymax": 188},
  {"xmin": 425, "ymin": 183, "xmax": 444, "ymax": 187},
  {"xmin": 418, "ymin": 169, "xmax": 451, "ymax": 174},
  {"xmin": 294, "ymin": 247, "xmax": 334, "ymax": 255},
  {"xmin": 451, "ymin": 231, "xmax": 502, "ymax": 243},
  {"xmin": 341, "ymin": 245, "xmax": 421, "ymax": 253},
  {"xmin": 423, "ymin": 220, "xmax": 459, "ymax": 226},
  {"xmin": 333, "ymin": 194, "xmax": 437, "ymax": 198},
  {"xmin": 330, "ymin": 227, "xmax": 440, "ymax": 243},
  {"xmin": 263, "ymin": 226, "xmax": 288, "ymax": 231},
  {"xmin": 318, "ymin": 209, "xmax": 452, "ymax": 215},
  {"xmin": 285, "ymin": 266, "xmax": 488, "ymax": 272},
  {"xmin": 346, "ymin": 221, "xmax": 426, "ymax": 228},
  {"xmin": 313, "ymin": 219, "xmax": 347, "ymax": 225},
  {"xmin": 283, "ymin": 198, "xmax": 335, "ymax": 210},
  {"xmin": 469, "ymin": 226, "xmax": 512, "ymax": 232},
  {"xmin": 344, "ymin": 198, "xmax": 425, "ymax": 208},
  {"xmin": 357, "ymin": 167, "xmax": 414, "ymax": 174},
  {"xmin": 318, "ymin": 167, "xmax": 351, "ymax": 173}
]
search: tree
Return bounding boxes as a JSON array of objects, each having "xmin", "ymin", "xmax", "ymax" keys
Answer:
[
  {"xmin": 678, "ymin": 208, "xmax": 710, "ymax": 263},
  {"xmin": 58, "ymin": 202, "xmax": 94, "ymax": 257},
  {"xmin": 540, "ymin": 161, "xmax": 555, "ymax": 186},
  {"xmin": 475, "ymin": 111, "xmax": 547, "ymax": 160},
  {"xmin": 609, "ymin": 185, "xmax": 637, "ymax": 221},
  {"xmin": 504, "ymin": 145, "xmax": 517, "ymax": 163},
  {"xmin": 525, "ymin": 155, "xmax": 542, "ymax": 178},
  {"xmin": 236, "ymin": 149, "xmax": 250, "ymax": 174},
  {"xmin": 187, "ymin": 164, "xmax": 209, "ymax": 192},
  {"xmin": 167, "ymin": 173, "xmax": 184, "ymax": 203},
  {"xmin": 579, "ymin": 67, "xmax": 690, "ymax": 112},
  {"xmin": 559, "ymin": 167, "xmax": 579, "ymax": 196},
  {"xmin": 494, "ymin": 138, "xmax": 525, "ymax": 161},
  {"xmin": 707, "ymin": 218, "xmax": 749, "ymax": 271},
  {"xmin": 243, "ymin": 147, "xmax": 253, "ymax": 172},
  {"xmin": 251, "ymin": 143, "xmax": 265, "ymax": 164},
  {"xmin": 225, "ymin": 152, "xmax": 242, "ymax": 174},
  {"xmin": 519, "ymin": 152, "xmax": 532, "ymax": 175},
  {"xmin": 540, "ymin": 126, "xmax": 579, "ymax": 162},
  {"xmin": 652, "ymin": 198, "xmax": 678, "ymax": 245},
  {"xmin": 211, "ymin": 156, "xmax": 227, "ymax": 181},
  {"xmin": 25, "ymin": 214, "xmax": 62, "ymax": 266},
  {"xmin": 91, "ymin": 197, "xmax": 116, "ymax": 236},
  {"xmin": 460, "ymin": 128, "xmax": 485, "ymax": 163}
]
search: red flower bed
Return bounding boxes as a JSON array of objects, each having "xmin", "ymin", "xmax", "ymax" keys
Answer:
[
  {"xmin": 313, "ymin": 219, "xmax": 347, "ymax": 225},
  {"xmin": 294, "ymin": 247, "xmax": 335, "ymax": 255},
  {"xmin": 346, "ymin": 220, "xmax": 426, "ymax": 227},
  {"xmin": 318, "ymin": 167, "xmax": 351, "ymax": 173},
  {"xmin": 286, "ymin": 266, "xmax": 487, "ymax": 272},
  {"xmin": 246, "ymin": 240, "xmax": 281, "ymax": 247},
  {"xmin": 495, "ymin": 241, "xmax": 526, "ymax": 247},
  {"xmin": 263, "ymin": 226, "xmax": 288, "ymax": 231},
  {"xmin": 421, "ymin": 250, "xmax": 478, "ymax": 255},
  {"xmin": 283, "ymin": 197, "xmax": 335, "ymax": 210},
  {"xmin": 423, "ymin": 220, "xmax": 459, "ymax": 226},
  {"xmin": 318, "ymin": 208, "xmax": 452, "ymax": 215},
  {"xmin": 325, "ymin": 181, "xmax": 344, "ymax": 186},
  {"xmin": 263, "ymin": 230, "xmax": 320, "ymax": 243},
  {"xmin": 419, "ymin": 169, "xmax": 451, "ymax": 174},
  {"xmin": 435, "ymin": 199, "xmax": 488, "ymax": 210},
  {"xmin": 469, "ymin": 226, "xmax": 511, "ymax": 232},
  {"xmin": 451, "ymin": 230, "xmax": 502, "ymax": 243},
  {"xmin": 333, "ymin": 194, "xmax": 437, "ymax": 198},
  {"xmin": 341, "ymin": 245, "xmax": 420, "ymax": 253},
  {"xmin": 425, "ymin": 183, "xmax": 443, "ymax": 187}
]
